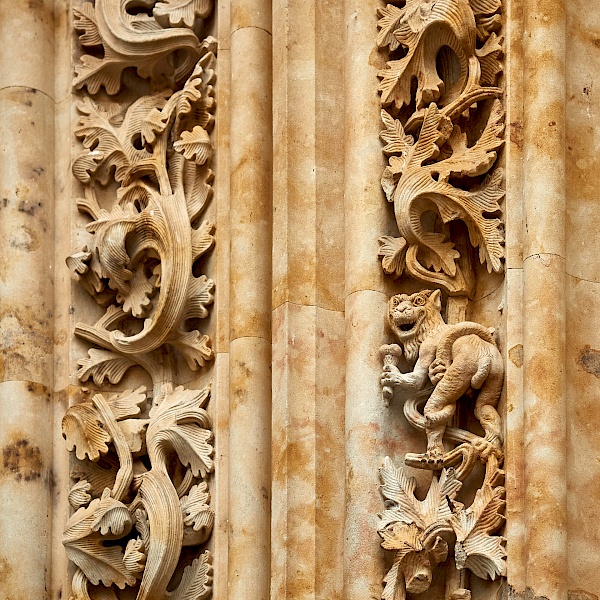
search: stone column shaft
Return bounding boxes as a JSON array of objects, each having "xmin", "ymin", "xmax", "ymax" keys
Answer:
[
  {"xmin": 0, "ymin": 0, "xmax": 57, "ymax": 597},
  {"xmin": 228, "ymin": 1, "xmax": 273, "ymax": 599},
  {"xmin": 343, "ymin": 2, "xmax": 402, "ymax": 599},
  {"xmin": 523, "ymin": 0, "xmax": 568, "ymax": 596},
  {"xmin": 271, "ymin": 1, "xmax": 345, "ymax": 598}
]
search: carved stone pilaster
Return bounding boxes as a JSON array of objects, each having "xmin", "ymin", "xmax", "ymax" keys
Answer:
[
  {"xmin": 375, "ymin": 2, "xmax": 507, "ymax": 598},
  {"xmin": 62, "ymin": 2, "xmax": 217, "ymax": 598}
]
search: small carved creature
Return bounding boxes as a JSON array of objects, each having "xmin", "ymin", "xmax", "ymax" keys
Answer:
[{"xmin": 381, "ymin": 289, "xmax": 503, "ymax": 466}]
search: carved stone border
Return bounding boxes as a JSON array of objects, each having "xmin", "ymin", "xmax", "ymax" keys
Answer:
[
  {"xmin": 374, "ymin": 2, "xmax": 507, "ymax": 598},
  {"xmin": 63, "ymin": 2, "xmax": 217, "ymax": 598}
]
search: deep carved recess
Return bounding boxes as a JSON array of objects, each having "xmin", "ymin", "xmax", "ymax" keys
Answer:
[
  {"xmin": 64, "ymin": 2, "xmax": 217, "ymax": 599},
  {"xmin": 376, "ymin": 2, "xmax": 506, "ymax": 599}
]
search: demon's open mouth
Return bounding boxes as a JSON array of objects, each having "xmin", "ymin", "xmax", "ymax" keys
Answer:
[{"xmin": 399, "ymin": 320, "xmax": 417, "ymax": 332}]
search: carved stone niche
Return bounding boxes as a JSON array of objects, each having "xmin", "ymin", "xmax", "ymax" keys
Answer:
[
  {"xmin": 63, "ymin": 2, "xmax": 218, "ymax": 599},
  {"xmin": 375, "ymin": 1, "xmax": 507, "ymax": 599}
]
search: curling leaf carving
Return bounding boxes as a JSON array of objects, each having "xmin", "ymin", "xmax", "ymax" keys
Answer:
[
  {"xmin": 377, "ymin": 0, "xmax": 505, "ymax": 296},
  {"xmin": 450, "ymin": 483, "xmax": 506, "ymax": 579},
  {"xmin": 65, "ymin": 3, "xmax": 217, "ymax": 599},
  {"xmin": 147, "ymin": 386, "xmax": 213, "ymax": 479},
  {"xmin": 73, "ymin": 0, "xmax": 213, "ymax": 95},
  {"xmin": 63, "ymin": 490, "xmax": 135, "ymax": 589},
  {"xmin": 375, "ymin": 1, "xmax": 507, "ymax": 597}
]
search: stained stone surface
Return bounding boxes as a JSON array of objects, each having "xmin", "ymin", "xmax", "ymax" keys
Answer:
[{"xmin": 0, "ymin": 0, "xmax": 599, "ymax": 599}]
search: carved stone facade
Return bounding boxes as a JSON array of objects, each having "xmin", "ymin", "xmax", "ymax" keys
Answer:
[
  {"xmin": 62, "ymin": 3, "xmax": 218, "ymax": 598},
  {"xmin": 1, "ymin": 1, "xmax": 600, "ymax": 599},
  {"xmin": 375, "ymin": 3, "xmax": 507, "ymax": 597}
]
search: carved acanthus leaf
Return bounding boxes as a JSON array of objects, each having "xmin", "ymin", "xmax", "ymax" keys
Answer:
[
  {"xmin": 378, "ymin": 236, "xmax": 408, "ymax": 278},
  {"xmin": 168, "ymin": 330, "xmax": 213, "ymax": 370},
  {"xmin": 69, "ymin": 480, "xmax": 93, "ymax": 509},
  {"xmin": 450, "ymin": 483, "xmax": 506, "ymax": 580},
  {"xmin": 63, "ymin": 403, "xmax": 112, "ymax": 462},
  {"xmin": 72, "ymin": 457, "xmax": 120, "ymax": 500},
  {"xmin": 376, "ymin": 0, "xmax": 506, "ymax": 595},
  {"xmin": 379, "ymin": 460, "xmax": 455, "ymax": 600},
  {"xmin": 154, "ymin": 0, "xmax": 213, "ymax": 29},
  {"xmin": 470, "ymin": 0, "xmax": 502, "ymax": 41},
  {"xmin": 380, "ymin": 110, "xmax": 415, "ymax": 158},
  {"xmin": 62, "ymin": 388, "xmax": 147, "ymax": 461},
  {"xmin": 123, "ymin": 538, "xmax": 146, "ymax": 576},
  {"xmin": 381, "ymin": 101, "xmax": 505, "ymax": 284},
  {"xmin": 73, "ymin": 95, "xmax": 166, "ymax": 186},
  {"xmin": 147, "ymin": 386, "xmax": 213, "ymax": 478},
  {"xmin": 166, "ymin": 552, "xmax": 213, "ymax": 600},
  {"xmin": 67, "ymin": 3, "xmax": 217, "ymax": 597},
  {"xmin": 73, "ymin": 0, "xmax": 208, "ymax": 95},
  {"xmin": 77, "ymin": 349, "xmax": 136, "ymax": 386},
  {"xmin": 377, "ymin": 0, "xmax": 476, "ymax": 110},
  {"xmin": 63, "ymin": 490, "xmax": 135, "ymax": 588},
  {"xmin": 73, "ymin": 3, "xmax": 101, "ymax": 46},
  {"xmin": 181, "ymin": 482, "xmax": 214, "ymax": 542},
  {"xmin": 70, "ymin": 568, "xmax": 119, "ymax": 600},
  {"xmin": 379, "ymin": 457, "xmax": 461, "ymax": 532},
  {"xmin": 174, "ymin": 125, "xmax": 212, "ymax": 164}
]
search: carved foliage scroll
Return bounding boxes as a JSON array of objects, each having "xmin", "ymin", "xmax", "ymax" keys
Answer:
[
  {"xmin": 375, "ymin": 2, "xmax": 506, "ymax": 599},
  {"xmin": 377, "ymin": 0, "xmax": 505, "ymax": 297},
  {"xmin": 64, "ymin": 2, "xmax": 216, "ymax": 599}
]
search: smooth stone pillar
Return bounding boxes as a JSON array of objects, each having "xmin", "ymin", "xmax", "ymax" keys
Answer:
[
  {"xmin": 271, "ymin": 1, "xmax": 346, "ymax": 596},
  {"xmin": 523, "ymin": 0, "xmax": 568, "ymax": 596},
  {"xmin": 229, "ymin": 2, "xmax": 273, "ymax": 599},
  {"xmin": 0, "ymin": 1, "xmax": 55, "ymax": 594}
]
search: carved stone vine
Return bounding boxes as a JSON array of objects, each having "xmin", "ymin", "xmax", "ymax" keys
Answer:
[
  {"xmin": 375, "ymin": 2, "xmax": 506, "ymax": 599},
  {"xmin": 64, "ymin": 2, "xmax": 216, "ymax": 598},
  {"xmin": 376, "ymin": 0, "xmax": 504, "ymax": 297}
]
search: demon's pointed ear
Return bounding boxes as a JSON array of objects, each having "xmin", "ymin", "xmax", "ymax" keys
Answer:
[{"xmin": 430, "ymin": 289, "xmax": 442, "ymax": 311}]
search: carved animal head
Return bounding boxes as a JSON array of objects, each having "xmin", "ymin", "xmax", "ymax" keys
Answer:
[
  {"xmin": 380, "ymin": 522, "xmax": 449, "ymax": 597},
  {"xmin": 388, "ymin": 289, "xmax": 445, "ymax": 364}
]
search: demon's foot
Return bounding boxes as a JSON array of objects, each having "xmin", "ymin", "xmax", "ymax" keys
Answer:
[{"xmin": 421, "ymin": 447, "xmax": 445, "ymax": 468}]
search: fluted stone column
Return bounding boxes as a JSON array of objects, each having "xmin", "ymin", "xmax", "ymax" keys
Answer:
[
  {"xmin": 0, "ymin": 0, "xmax": 56, "ymax": 596},
  {"xmin": 522, "ymin": 0, "xmax": 568, "ymax": 597},
  {"xmin": 228, "ymin": 1, "xmax": 273, "ymax": 599},
  {"xmin": 342, "ymin": 2, "xmax": 421, "ymax": 599},
  {"xmin": 271, "ymin": 2, "xmax": 346, "ymax": 598}
]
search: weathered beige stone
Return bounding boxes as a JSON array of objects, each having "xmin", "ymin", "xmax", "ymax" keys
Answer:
[
  {"xmin": 271, "ymin": 302, "xmax": 345, "ymax": 600},
  {"xmin": 228, "ymin": 336, "xmax": 271, "ymax": 600},
  {"xmin": 229, "ymin": 24, "xmax": 272, "ymax": 340},
  {"xmin": 0, "ymin": 380, "xmax": 53, "ymax": 598},
  {"xmin": 0, "ymin": 0, "xmax": 55, "ymax": 97},
  {"xmin": 0, "ymin": 87, "xmax": 55, "ymax": 385},
  {"xmin": 227, "ymin": 2, "xmax": 273, "ymax": 598}
]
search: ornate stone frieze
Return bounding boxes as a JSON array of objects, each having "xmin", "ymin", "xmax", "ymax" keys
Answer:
[
  {"xmin": 376, "ymin": 0, "xmax": 504, "ymax": 297},
  {"xmin": 376, "ymin": 2, "xmax": 506, "ymax": 598},
  {"xmin": 63, "ymin": 2, "xmax": 217, "ymax": 598}
]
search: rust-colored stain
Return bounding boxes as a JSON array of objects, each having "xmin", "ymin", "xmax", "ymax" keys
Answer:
[
  {"xmin": 0, "ymin": 556, "xmax": 12, "ymax": 582},
  {"xmin": 509, "ymin": 121, "xmax": 524, "ymax": 150},
  {"xmin": 577, "ymin": 345, "xmax": 600, "ymax": 377},
  {"xmin": 2, "ymin": 437, "xmax": 43, "ymax": 482},
  {"xmin": 509, "ymin": 344, "xmax": 524, "ymax": 368}
]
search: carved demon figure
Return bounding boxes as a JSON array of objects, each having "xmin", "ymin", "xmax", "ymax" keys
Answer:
[{"xmin": 380, "ymin": 289, "xmax": 503, "ymax": 466}]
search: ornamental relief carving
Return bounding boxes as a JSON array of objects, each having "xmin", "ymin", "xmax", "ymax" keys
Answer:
[
  {"xmin": 375, "ymin": 1, "xmax": 506, "ymax": 599},
  {"xmin": 63, "ymin": 2, "xmax": 217, "ymax": 599}
]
